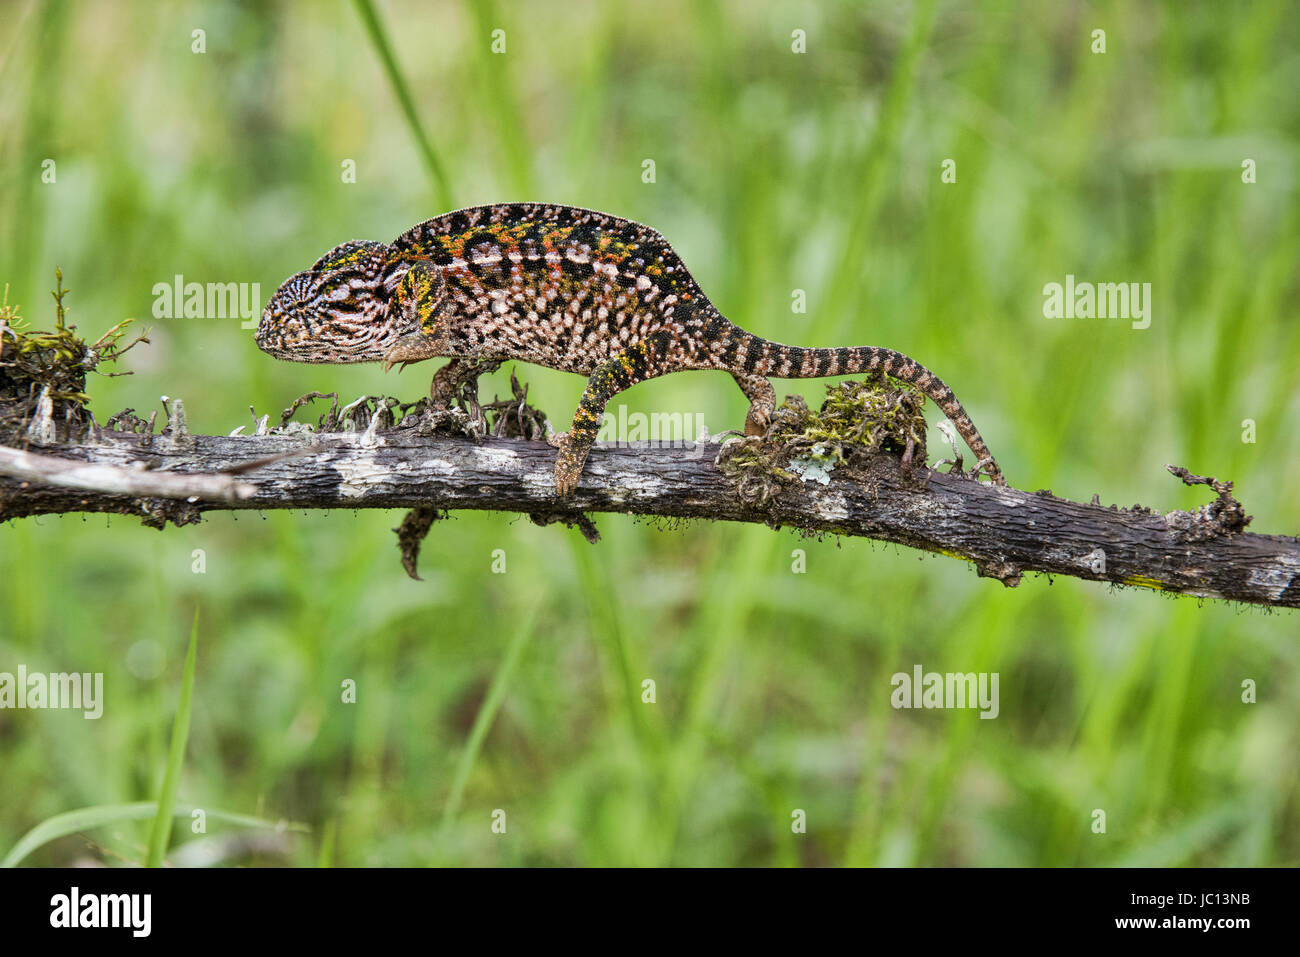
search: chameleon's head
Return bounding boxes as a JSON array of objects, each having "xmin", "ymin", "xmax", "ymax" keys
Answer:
[{"xmin": 256, "ymin": 240, "xmax": 398, "ymax": 363}]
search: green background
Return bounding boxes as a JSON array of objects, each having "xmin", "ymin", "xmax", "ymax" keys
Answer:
[{"xmin": 1, "ymin": 0, "xmax": 1297, "ymax": 866}]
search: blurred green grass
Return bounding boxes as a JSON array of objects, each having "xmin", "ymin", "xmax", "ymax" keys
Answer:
[{"xmin": 0, "ymin": 0, "xmax": 1297, "ymax": 866}]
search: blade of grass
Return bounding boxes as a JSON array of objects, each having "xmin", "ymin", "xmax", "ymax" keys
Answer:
[
  {"xmin": 569, "ymin": 533, "xmax": 669, "ymax": 865},
  {"xmin": 464, "ymin": 0, "xmax": 534, "ymax": 196},
  {"xmin": 824, "ymin": 0, "xmax": 938, "ymax": 329},
  {"xmin": 3, "ymin": 801, "xmax": 307, "ymax": 868},
  {"xmin": 352, "ymin": 0, "xmax": 454, "ymax": 209},
  {"xmin": 436, "ymin": 606, "xmax": 539, "ymax": 853},
  {"xmin": 570, "ymin": 534, "xmax": 656, "ymax": 750},
  {"xmin": 317, "ymin": 817, "xmax": 337, "ymax": 868},
  {"xmin": 145, "ymin": 606, "xmax": 199, "ymax": 867},
  {"xmin": 663, "ymin": 531, "xmax": 776, "ymax": 856}
]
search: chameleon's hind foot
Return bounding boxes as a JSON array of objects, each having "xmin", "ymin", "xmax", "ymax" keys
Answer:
[
  {"xmin": 743, "ymin": 402, "xmax": 772, "ymax": 436},
  {"xmin": 971, "ymin": 456, "xmax": 1007, "ymax": 486},
  {"xmin": 733, "ymin": 373, "xmax": 776, "ymax": 436},
  {"xmin": 550, "ymin": 431, "xmax": 588, "ymax": 497}
]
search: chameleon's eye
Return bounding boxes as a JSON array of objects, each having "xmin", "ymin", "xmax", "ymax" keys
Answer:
[{"xmin": 282, "ymin": 275, "xmax": 313, "ymax": 304}]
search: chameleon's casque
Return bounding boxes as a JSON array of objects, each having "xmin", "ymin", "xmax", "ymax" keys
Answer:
[{"xmin": 258, "ymin": 203, "xmax": 1005, "ymax": 495}]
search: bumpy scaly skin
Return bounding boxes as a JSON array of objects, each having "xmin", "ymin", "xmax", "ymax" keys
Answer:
[{"xmin": 257, "ymin": 203, "xmax": 1006, "ymax": 495}]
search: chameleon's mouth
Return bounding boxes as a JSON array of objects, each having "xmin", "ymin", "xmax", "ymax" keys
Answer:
[
  {"xmin": 253, "ymin": 301, "xmax": 304, "ymax": 359},
  {"xmin": 255, "ymin": 272, "xmax": 313, "ymax": 356},
  {"xmin": 253, "ymin": 305, "xmax": 278, "ymax": 352},
  {"xmin": 255, "ymin": 261, "xmax": 404, "ymax": 364},
  {"xmin": 255, "ymin": 301, "xmax": 400, "ymax": 366},
  {"xmin": 256, "ymin": 327, "xmax": 391, "ymax": 364}
]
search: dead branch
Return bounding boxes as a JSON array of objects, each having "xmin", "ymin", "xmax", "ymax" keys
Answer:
[
  {"xmin": 0, "ymin": 444, "xmax": 254, "ymax": 504},
  {"xmin": 2, "ymin": 426, "xmax": 1297, "ymax": 608}
]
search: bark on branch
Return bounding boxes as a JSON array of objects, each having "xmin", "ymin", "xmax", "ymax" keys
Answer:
[{"xmin": 2, "ymin": 428, "xmax": 1298, "ymax": 608}]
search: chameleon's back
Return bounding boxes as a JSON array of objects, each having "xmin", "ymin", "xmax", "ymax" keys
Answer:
[{"xmin": 389, "ymin": 203, "xmax": 721, "ymax": 374}]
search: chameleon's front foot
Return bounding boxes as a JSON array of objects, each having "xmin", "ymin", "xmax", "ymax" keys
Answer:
[
  {"xmin": 381, "ymin": 334, "xmax": 444, "ymax": 373},
  {"xmin": 548, "ymin": 431, "xmax": 590, "ymax": 497}
]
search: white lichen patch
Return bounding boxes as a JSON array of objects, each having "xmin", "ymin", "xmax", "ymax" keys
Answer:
[
  {"xmin": 470, "ymin": 445, "xmax": 520, "ymax": 470},
  {"xmin": 1082, "ymin": 548, "xmax": 1107, "ymax": 574},
  {"xmin": 788, "ymin": 450, "xmax": 836, "ymax": 485},
  {"xmin": 421, "ymin": 457, "xmax": 455, "ymax": 476},
  {"xmin": 809, "ymin": 488, "xmax": 852, "ymax": 522},
  {"xmin": 1248, "ymin": 556, "xmax": 1300, "ymax": 602},
  {"xmin": 334, "ymin": 453, "xmax": 395, "ymax": 499},
  {"xmin": 904, "ymin": 494, "xmax": 964, "ymax": 522}
]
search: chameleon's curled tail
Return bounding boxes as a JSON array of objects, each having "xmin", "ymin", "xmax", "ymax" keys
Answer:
[{"xmin": 720, "ymin": 328, "xmax": 1005, "ymax": 484}]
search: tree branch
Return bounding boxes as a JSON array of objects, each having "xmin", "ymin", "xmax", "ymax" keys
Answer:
[
  {"xmin": 0, "ymin": 444, "xmax": 256, "ymax": 503},
  {"xmin": 2, "ymin": 428, "xmax": 1298, "ymax": 608}
]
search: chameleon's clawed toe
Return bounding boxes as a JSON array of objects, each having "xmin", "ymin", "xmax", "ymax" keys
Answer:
[
  {"xmin": 743, "ymin": 405, "xmax": 772, "ymax": 436},
  {"xmin": 552, "ymin": 433, "xmax": 585, "ymax": 497},
  {"xmin": 970, "ymin": 457, "xmax": 1007, "ymax": 485},
  {"xmin": 382, "ymin": 334, "xmax": 443, "ymax": 372}
]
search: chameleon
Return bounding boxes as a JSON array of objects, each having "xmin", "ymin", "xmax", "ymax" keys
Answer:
[{"xmin": 256, "ymin": 203, "xmax": 1005, "ymax": 495}]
